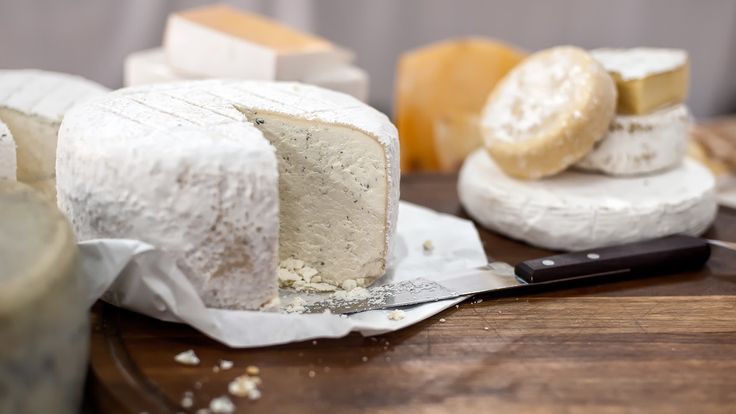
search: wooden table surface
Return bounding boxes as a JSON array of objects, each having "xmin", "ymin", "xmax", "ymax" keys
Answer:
[{"xmin": 86, "ymin": 174, "xmax": 736, "ymax": 414}]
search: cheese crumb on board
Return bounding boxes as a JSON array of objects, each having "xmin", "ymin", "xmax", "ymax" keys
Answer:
[
  {"xmin": 209, "ymin": 396, "xmax": 236, "ymax": 413},
  {"xmin": 228, "ymin": 375, "xmax": 262, "ymax": 400},
  {"xmin": 181, "ymin": 391, "xmax": 194, "ymax": 408},
  {"xmin": 174, "ymin": 350, "xmax": 200, "ymax": 366},
  {"xmin": 422, "ymin": 239, "xmax": 434, "ymax": 253},
  {"xmin": 387, "ymin": 309, "xmax": 406, "ymax": 321},
  {"xmin": 439, "ymin": 318, "xmax": 446, "ymax": 323},
  {"xmin": 219, "ymin": 360, "xmax": 234, "ymax": 370},
  {"xmin": 284, "ymin": 297, "xmax": 307, "ymax": 314},
  {"xmin": 245, "ymin": 365, "xmax": 260, "ymax": 376}
]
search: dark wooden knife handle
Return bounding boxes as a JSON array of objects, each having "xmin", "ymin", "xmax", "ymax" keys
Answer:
[{"xmin": 514, "ymin": 235, "xmax": 711, "ymax": 284}]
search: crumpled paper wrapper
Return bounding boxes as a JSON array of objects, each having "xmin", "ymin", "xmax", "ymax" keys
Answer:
[{"xmin": 80, "ymin": 201, "xmax": 487, "ymax": 348}]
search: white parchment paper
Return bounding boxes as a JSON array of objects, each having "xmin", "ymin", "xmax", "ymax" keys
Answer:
[{"xmin": 80, "ymin": 201, "xmax": 487, "ymax": 348}]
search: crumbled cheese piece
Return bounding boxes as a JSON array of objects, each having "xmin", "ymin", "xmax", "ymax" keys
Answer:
[
  {"xmin": 213, "ymin": 366, "xmax": 220, "ymax": 373},
  {"xmin": 245, "ymin": 365, "xmax": 260, "ymax": 376},
  {"xmin": 387, "ymin": 309, "xmax": 406, "ymax": 321},
  {"xmin": 181, "ymin": 392, "xmax": 194, "ymax": 408},
  {"xmin": 308, "ymin": 370, "xmax": 316, "ymax": 378},
  {"xmin": 219, "ymin": 360, "xmax": 234, "ymax": 370},
  {"xmin": 174, "ymin": 349, "xmax": 200, "ymax": 366},
  {"xmin": 484, "ymin": 326, "xmax": 489, "ymax": 331},
  {"xmin": 361, "ymin": 356, "xmax": 368, "ymax": 362},
  {"xmin": 280, "ymin": 258, "xmax": 304, "ymax": 271},
  {"xmin": 439, "ymin": 318, "xmax": 446, "ymax": 323},
  {"xmin": 228, "ymin": 375, "xmax": 261, "ymax": 400},
  {"xmin": 209, "ymin": 396, "xmax": 236, "ymax": 413},
  {"xmin": 299, "ymin": 266, "xmax": 319, "ymax": 282},
  {"xmin": 277, "ymin": 268, "xmax": 300, "ymax": 287},
  {"xmin": 341, "ymin": 279, "xmax": 357, "ymax": 290},
  {"xmin": 312, "ymin": 340, "xmax": 318, "ymax": 345},
  {"xmin": 284, "ymin": 297, "xmax": 307, "ymax": 314},
  {"xmin": 422, "ymin": 239, "xmax": 434, "ymax": 252}
]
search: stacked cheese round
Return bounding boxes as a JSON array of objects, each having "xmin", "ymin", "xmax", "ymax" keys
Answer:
[
  {"xmin": 56, "ymin": 80, "xmax": 399, "ymax": 310},
  {"xmin": 576, "ymin": 48, "xmax": 691, "ymax": 176},
  {"xmin": 0, "ymin": 182, "xmax": 88, "ymax": 414}
]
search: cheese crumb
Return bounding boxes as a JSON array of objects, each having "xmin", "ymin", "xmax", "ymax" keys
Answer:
[
  {"xmin": 308, "ymin": 370, "xmax": 316, "ymax": 378},
  {"xmin": 423, "ymin": 239, "xmax": 434, "ymax": 252},
  {"xmin": 213, "ymin": 366, "xmax": 220, "ymax": 373},
  {"xmin": 228, "ymin": 375, "xmax": 261, "ymax": 400},
  {"xmin": 439, "ymin": 318, "xmax": 446, "ymax": 323},
  {"xmin": 280, "ymin": 258, "xmax": 304, "ymax": 270},
  {"xmin": 245, "ymin": 365, "xmax": 260, "ymax": 376},
  {"xmin": 219, "ymin": 360, "xmax": 234, "ymax": 370},
  {"xmin": 387, "ymin": 309, "xmax": 406, "ymax": 321},
  {"xmin": 174, "ymin": 349, "xmax": 200, "ymax": 366},
  {"xmin": 181, "ymin": 392, "xmax": 194, "ymax": 408},
  {"xmin": 484, "ymin": 326, "xmax": 489, "ymax": 331},
  {"xmin": 361, "ymin": 356, "xmax": 368, "ymax": 362},
  {"xmin": 284, "ymin": 297, "xmax": 307, "ymax": 314},
  {"xmin": 341, "ymin": 279, "xmax": 357, "ymax": 290},
  {"xmin": 209, "ymin": 396, "xmax": 236, "ymax": 413}
]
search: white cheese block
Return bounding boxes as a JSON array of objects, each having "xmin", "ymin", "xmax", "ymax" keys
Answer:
[
  {"xmin": 0, "ymin": 182, "xmax": 88, "ymax": 414},
  {"xmin": 56, "ymin": 80, "xmax": 399, "ymax": 309},
  {"xmin": 164, "ymin": 4, "xmax": 352, "ymax": 81},
  {"xmin": 459, "ymin": 149, "xmax": 717, "ymax": 251},
  {"xmin": 0, "ymin": 120, "xmax": 15, "ymax": 180},
  {"xmin": 0, "ymin": 70, "xmax": 108, "ymax": 200},
  {"xmin": 576, "ymin": 104, "xmax": 691, "ymax": 175},
  {"xmin": 124, "ymin": 47, "xmax": 369, "ymax": 102}
]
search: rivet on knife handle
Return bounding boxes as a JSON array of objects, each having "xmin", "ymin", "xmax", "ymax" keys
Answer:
[{"xmin": 514, "ymin": 235, "xmax": 711, "ymax": 284}]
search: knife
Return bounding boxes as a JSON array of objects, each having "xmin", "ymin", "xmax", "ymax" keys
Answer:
[{"xmin": 302, "ymin": 235, "xmax": 731, "ymax": 314}]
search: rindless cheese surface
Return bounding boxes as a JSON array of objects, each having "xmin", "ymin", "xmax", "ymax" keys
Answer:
[
  {"xmin": 0, "ymin": 70, "xmax": 108, "ymax": 199},
  {"xmin": 576, "ymin": 104, "xmax": 691, "ymax": 175},
  {"xmin": 591, "ymin": 48, "xmax": 689, "ymax": 115},
  {"xmin": 0, "ymin": 182, "xmax": 88, "ymax": 414},
  {"xmin": 459, "ymin": 150, "xmax": 716, "ymax": 251},
  {"xmin": 481, "ymin": 46, "xmax": 617, "ymax": 179},
  {"xmin": 56, "ymin": 80, "xmax": 399, "ymax": 309},
  {"xmin": 0, "ymin": 120, "xmax": 15, "ymax": 181}
]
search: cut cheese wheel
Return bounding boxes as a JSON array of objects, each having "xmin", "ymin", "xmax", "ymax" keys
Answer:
[
  {"xmin": 0, "ymin": 120, "xmax": 15, "ymax": 180},
  {"xmin": 591, "ymin": 48, "xmax": 689, "ymax": 115},
  {"xmin": 396, "ymin": 38, "xmax": 526, "ymax": 172},
  {"xmin": 458, "ymin": 149, "xmax": 717, "ymax": 251},
  {"xmin": 576, "ymin": 104, "xmax": 691, "ymax": 175},
  {"xmin": 0, "ymin": 182, "xmax": 88, "ymax": 414},
  {"xmin": 164, "ymin": 4, "xmax": 352, "ymax": 80},
  {"xmin": 56, "ymin": 80, "xmax": 399, "ymax": 309},
  {"xmin": 481, "ymin": 46, "xmax": 617, "ymax": 180},
  {"xmin": 0, "ymin": 70, "xmax": 108, "ymax": 200},
  {"xmin": 124, "ymin": 47, "xmax": 369, "ymax": 102}
]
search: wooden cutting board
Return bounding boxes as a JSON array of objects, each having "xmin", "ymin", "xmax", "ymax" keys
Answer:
[{"xmin": 86, "ymin": 172, "xmax": 736, "ymax": 413}]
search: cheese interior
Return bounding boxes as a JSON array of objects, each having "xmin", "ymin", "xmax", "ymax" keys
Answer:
[
  {"xmin": 0, "ymin": 120, "xmax": 15, "ymax": 181},
  {"xmin": 241, "ymin": 109, "xmax": 388, "ymax": 286}
]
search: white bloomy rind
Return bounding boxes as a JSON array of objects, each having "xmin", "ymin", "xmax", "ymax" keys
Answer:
[
  {"xmin": 576, "ymin": 104, "xmax": 691, "ymax": 175},
  {"xmin": 590, "ymin": 48, "xmax": 687, "ymax": 81},
  {"xmin": 459, "ymin": 149, "xmax": 716, "ymax": 251},
  {"xmin": 56, "ymin": 80, "xmax": 398, "ymax": 309}
]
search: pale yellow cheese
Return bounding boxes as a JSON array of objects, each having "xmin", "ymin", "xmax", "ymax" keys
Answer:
[{"xmin": 433, "ymin": 112, "xmax": 484, "ymax": 171}]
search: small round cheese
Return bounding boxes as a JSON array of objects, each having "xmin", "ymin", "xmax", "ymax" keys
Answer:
[
  {"xmin": 576, "ymin": 104, "xmax": 691, "ymax": 176},
  {"xmin": 481, "ymin": 46, "xmax": 617, "ymax": 179},
  {"xmin": 458, "ymin": 150, "xmax": 717, "ymax": 251},
  {"xmin": 0, "ymin": 182, "xmax": 88, "ymax": 414}
]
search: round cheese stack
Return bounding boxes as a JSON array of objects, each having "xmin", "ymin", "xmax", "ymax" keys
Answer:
[
  {"xmin": 459, "ymin": 149, "xmax": 717, "ymax": 251},
  {"xmin": 576, "ymin": 104, "xmax": 691, "ymax": 175},
  {"xmin": 0, "ymin": 70, "xmax": 108, "ymax": 200},
  {"xmin": 0, "ymin": 182, "xmax": 88, "ymax": 414},
  {"xmin": 57, "ymin": 80, "xmax": 399, "ymax": 309},
  {"xmin": 0, "ymin": 120, "xmax": 15, "ymax": 180},
  {"xmin": 481, "ymin": 46, "xmax": 617, "ymax": 179}
]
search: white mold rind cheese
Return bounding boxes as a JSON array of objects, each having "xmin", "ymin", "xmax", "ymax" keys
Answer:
[
  {"xmin": 459, "ymin": 149, "xmax": 716, "ymax": 251},
  {"xmin": 0, "ymin": 182, "xmax": 88, "ymax": 414},
  {"xmin": 56, "ymin": 80, "xmax": 399, "ymax": 309},
  {"xmin": 576, "ymin": 104, "xmax": 691, "ymax": 176},
  {"xmin": 0, "ymin": 121, "xmax": 15, "ymax": 180},
  {"xmin": 0, "ymin": 70, "xmax": 108, "ymax": 199}
]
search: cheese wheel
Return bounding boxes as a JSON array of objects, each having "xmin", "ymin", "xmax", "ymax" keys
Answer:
[
  {"xmin": 0, "ymin": 120, "xmax": 15, "ymax": 180},
  {"xmin": 481, "ymin": 46, "xmax": 617, "ymax": 179},
  {"xmin": 576, "ymin": 104, "xmax": 691, "ymax": 175},
  {"xmin": 459, "ymin": 150, "xmax": 717, "ymax": 251},
  {"xmin": 0, "ymin": 182, "xmax": 88, "ymax": 414},
  {"xmin": 57, "ymin": 80, "xmax": 399, "ymax": 309}
]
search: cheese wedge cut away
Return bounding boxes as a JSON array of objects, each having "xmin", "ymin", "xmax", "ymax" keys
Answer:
[
  {"xmin": 576, "ymin": 104, "xmax": 691, "ymax": 175},
  {"xmin": 0, "ymin": 70, "xmax": 108, "ymax": 200},
  {"xmin": 459, "ymin": 150, "xmax": 716, "ymax": 251},
  {"xmin": 0, "ymin": 120, "xmax": 15, "ymax": 180},
  {"xmin": 396, "ymin": 38, "xmax": 526, "ymax": 172},
  {"xmin": 125, "ymin": 47, "xmax": 369, "ymax": 101},
  {"xmin": 0, "ymin": 182, "xmax": 88, "ymax": 414},
  {"xmin": 164, "ymin": 4, "xmax": 352, "ymax": 80},
  {"xmin": 481, "ymin": 46, "xmax": 617, "ymax": 180},
  {"xmin": 56, "ymin": 80, "xmax": 399, "ymax": 310},
  {"xmin": 591, "ymin": 48, "xmax": 689, "ymax": 115}
]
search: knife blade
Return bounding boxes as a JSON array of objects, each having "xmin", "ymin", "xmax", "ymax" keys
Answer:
[{"xmin": 300, "ymin": 235, "xmax": 722, "ymax": 314}]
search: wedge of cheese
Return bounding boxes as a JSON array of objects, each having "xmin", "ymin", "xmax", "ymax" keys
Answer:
[
  {"xmin": 56, "ymin": 80, "xmax": 399, "ymax": 309},
  {"xmin": 0, "ymin": 182, "xmax": 88, "ymax": 414},
  {"xmin": 0, "ymin": 70, "xmax": 108, "ymax": 200},
  {"xmin": 0, "ymin": 120, "xmax": 15, "ymax": 181},
  {"xmin": 164, "ymin": 4, "xmax": 352, "ymax": 80},
  {"xmin": 125, "ymin": 47, "xmax": 369, "ymax": 101},
  {"xmin": 396, "ymin": 38, "xmax": 525, "ymax": 172},
  {"xmin": 481, "ymin": 46, "xmax": 617, "ymax": 179},
  {"xmin": 576, "ymin": 104, "xmax": 691, "ymax": 175},
  {"xmin": 459, "ymin": 150, "xmax": 717, "ymax": 251},
  {"xmin": 591, "ymin": 48, "xmax": 689, "ymax": 115}
]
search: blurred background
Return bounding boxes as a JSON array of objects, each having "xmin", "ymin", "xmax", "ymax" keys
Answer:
[{"xmin": 1, "ymin": 0, "xmax": 735, "ymax": 118}]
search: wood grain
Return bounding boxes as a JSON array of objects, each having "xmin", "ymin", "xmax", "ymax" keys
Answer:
[{"xmin": 87, "ymin": 172, "xmax": 736, "ymax": 414}]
